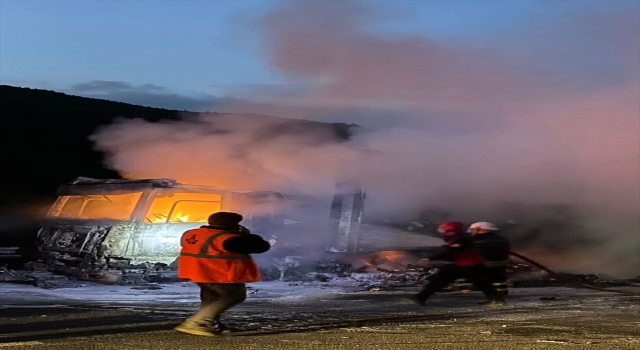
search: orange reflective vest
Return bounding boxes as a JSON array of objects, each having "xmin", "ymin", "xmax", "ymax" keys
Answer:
[{"xmin": 177, "ymin": 227, "xmax": 262, "ymax": 283}]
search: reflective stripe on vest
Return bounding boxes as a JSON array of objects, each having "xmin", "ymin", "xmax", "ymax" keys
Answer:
[
  {"xmin": 178, "ymin": 229, "xmax": 261, "ymax": 283},
  {"xmin": 179, "ymin": 231, "xmax": 252, "ymax": 260},
  {"xmin": 493, "ymin": 281, "xmax": 509, "ymax": 291}
]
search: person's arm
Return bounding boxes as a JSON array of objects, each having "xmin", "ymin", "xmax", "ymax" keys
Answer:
[
  {"xmin": 428, "ymin": 236, "xmax": 474, "ymax": 261},
  {"xmin": 223, "ymin": 234, "xmax": 271, "ymax": 254}
]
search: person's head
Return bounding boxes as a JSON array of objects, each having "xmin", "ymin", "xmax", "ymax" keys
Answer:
[
  {"xmin": 207, "ymin": 212, "xmax": 243, "ymax": 229},
  {"xmin": 437, "ymin": 221, "xmax": 465, "ymax": 238},
  {"xmin": 467, "ymin": 222, "xmax": 498, "ymax": 235}
]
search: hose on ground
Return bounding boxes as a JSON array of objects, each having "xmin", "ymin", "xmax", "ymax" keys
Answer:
[{"xmin": 508, "ymin": 251, "xmax": 640, "ymax": 296}]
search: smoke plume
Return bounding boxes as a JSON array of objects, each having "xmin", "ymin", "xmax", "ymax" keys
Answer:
[{"xmin": 92, "ymin": 0, "xmax": 640, "ymax": 277}]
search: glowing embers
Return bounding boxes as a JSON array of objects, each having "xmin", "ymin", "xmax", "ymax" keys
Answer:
[{"xmin": 350, "ymin": 250, "xmax": 416, "ymax": 272}]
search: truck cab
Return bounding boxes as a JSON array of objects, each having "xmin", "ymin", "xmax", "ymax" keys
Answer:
[{"xmin": 36, "ymin": 177, "xmax": 285, "ymax": 280}]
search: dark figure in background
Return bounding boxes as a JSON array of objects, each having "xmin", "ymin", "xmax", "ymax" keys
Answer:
[
  {"xmin": 175, "ymin": 212, "xmax": 271, "ymax": 336},
  {"xmin": 468, "ymin": 222, "xmax": 511, "ymax": 297},
  {"xmin": 414, "ymin": 221, "xmax": 506, "ymax": 306}
]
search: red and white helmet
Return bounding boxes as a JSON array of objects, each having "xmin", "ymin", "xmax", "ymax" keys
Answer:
[
  {"xmin": 467, "ymin": 222, "xmax": 498, "ymax": 233},
  {"xmin": 437, "ymin": 221, "xmax": 464, "ymax": 235}
]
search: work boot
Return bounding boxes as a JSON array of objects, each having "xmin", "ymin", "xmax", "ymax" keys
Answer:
[
  {"xmin": 208, "ymin": 321, "xmax": 241, "ymax": 334},
  {"xmin": 174, "ymin": 320, "xmax": 223, "ymax": 337},
  {"xmin": 478, "ymin": 298, "xmax": 506, "ymax": 306},
  {"xmin": 411, "ymin": 294, "xmax": 427, "ymax": 306}
]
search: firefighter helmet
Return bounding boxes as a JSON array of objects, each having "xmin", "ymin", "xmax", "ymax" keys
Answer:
[
  {"xmin": 437, "ymin": 221, "xmax": 464, "ymax": 235},
  {"xmin": 467, "ymin": 221, "xmax": 498, "ymax": 234}
]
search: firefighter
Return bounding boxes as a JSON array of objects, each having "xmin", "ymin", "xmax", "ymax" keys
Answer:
[
  {"xmin": 414, "ymin": 221, "xmax": 506, "ymax": 306},
  {"xmin": 174, "ymin": 212, "xmax": 271, "ymax": 336},
  {"xmin": 468, "ymin": 221, "xmax": 511, "ymax": 297}
]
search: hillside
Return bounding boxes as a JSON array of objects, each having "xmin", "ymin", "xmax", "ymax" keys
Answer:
[{"xmin": 0, "ymin": 85, "xmax": 356, "ymax": 210}]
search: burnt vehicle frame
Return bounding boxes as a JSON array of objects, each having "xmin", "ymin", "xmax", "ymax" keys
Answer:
[{"xmin": 36, "ymin": 177, "xmax": 286, "ymax": 280}]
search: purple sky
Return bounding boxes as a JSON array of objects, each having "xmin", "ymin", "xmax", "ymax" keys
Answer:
[{"xmin": 1, "ymin": 0, "xmax": 636, "ymax": 112}]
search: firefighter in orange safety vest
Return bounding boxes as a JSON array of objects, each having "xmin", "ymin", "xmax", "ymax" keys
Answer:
[{"xmin": 174, "ymin": 212, "xmax": 271, "ymax": 336}]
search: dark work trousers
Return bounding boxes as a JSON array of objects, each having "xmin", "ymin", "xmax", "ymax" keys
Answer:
[
  {"xmin": 416, "ymin": 264, "xmax": 502, "ymax": 302},
  {"xmin": 485, "ymin": 266, "xmax": 509, "ymax": 296},
  {"xmin": 186, "ymin": 283, "xmax": 247, "ymax": 324}
]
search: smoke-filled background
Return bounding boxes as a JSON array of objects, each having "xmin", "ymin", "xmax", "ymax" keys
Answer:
[{"xmin": 91, "ymin": 0, "xmax": 639, "ymax": 277}]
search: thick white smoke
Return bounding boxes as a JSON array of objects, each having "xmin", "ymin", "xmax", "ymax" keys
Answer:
[{"xmin": 92, "ymin": 0, "xmax": 640, "ymax": 277}]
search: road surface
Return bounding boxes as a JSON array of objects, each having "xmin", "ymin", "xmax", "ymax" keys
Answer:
[{"xmin": 1, "ymin": 282, "xmax": 639, "ymax": 349}]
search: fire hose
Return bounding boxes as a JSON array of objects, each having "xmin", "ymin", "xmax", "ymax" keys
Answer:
[
  {"xmin": 508, "ymin": 251, "xmax": 640, "ymax": 296},
  {"xmin": 366, "ymin": 248, "xmax": 639, "ymax": 296}
]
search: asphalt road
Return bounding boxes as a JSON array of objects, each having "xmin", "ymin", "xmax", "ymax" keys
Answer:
[{"xmin": 1, "ymin": 286, "xmax": 639, "ymax": 349}]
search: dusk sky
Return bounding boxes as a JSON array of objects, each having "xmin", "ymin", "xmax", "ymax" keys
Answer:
[{"xmin": 2, "ymin": 0, "xmax": 638, "ymax": 113}]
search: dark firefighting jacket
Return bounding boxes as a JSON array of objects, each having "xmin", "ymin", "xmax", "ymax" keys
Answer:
[{"xmin": 472, "ymin": 232, "xmax": 511, "ymax": 267}]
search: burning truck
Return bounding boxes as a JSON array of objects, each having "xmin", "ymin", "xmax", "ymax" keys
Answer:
[
  {"xmin": 32, "ymin": 177, "xmax": 380, "ymax": 283},
  {"xmin": 35, "ymin": 177, "xmax": 293, "ymax": 282}
]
